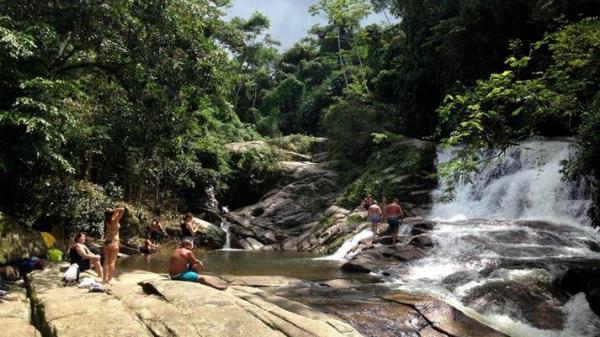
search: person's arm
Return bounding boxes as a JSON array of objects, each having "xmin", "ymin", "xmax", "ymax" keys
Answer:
[
  {"xmin": 75, "ymin": 244, "xmax": 98, "ymax": 259},
  {"xmin": 112, "ymin": 207, "xmax": 125, "ymax": 223},
  {"xmin": 186, "ymin": 222, "xmax": 196, "ymax": 235},
  {"xmin": 187, "ymin": 250, "xmax": 205, "ymax": 272}
]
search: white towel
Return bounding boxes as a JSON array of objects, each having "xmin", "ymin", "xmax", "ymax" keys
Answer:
[{"xmin": 63, "ymin": 264, "xmax": 79, "ymax": 282}]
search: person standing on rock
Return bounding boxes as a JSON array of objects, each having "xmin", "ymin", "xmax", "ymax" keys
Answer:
[
  {"xmin": 367, "ymin": 202, "xmax": 382, "ymax": 239},
  {"xmin": 384, "ymin": 199, "xmax": 404, "ymax": 246},
  {"xmin": 169, "ymin": 237, "xmax": 227, "ymax": 290},
  {"xmin": 181, "ymin": 212, "xmax": 199, "ymax": 238},
  {"xmin": 103, "ymin": 206, "xmax": 124, "ymax": 284}
]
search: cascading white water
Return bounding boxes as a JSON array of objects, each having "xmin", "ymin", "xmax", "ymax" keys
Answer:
[
  {"xmin": 316, "ymin": 229, "xmax": 373, "ymax": 261},
  {"xmin": 392, "ymin": 139, "xmax": 600, "ymax": 337},
  {"xmin": 431, "ymin": 140, "xmax": 592, "ymax": 227},
  {"xmin": 220, "ymin": 221, "xmax": 234, "ymax": 250}
]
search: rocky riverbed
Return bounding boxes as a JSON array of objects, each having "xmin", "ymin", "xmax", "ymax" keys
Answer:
[{"xmin": 1, "ymin": 262, "xmax": 511, "ymax": 337}]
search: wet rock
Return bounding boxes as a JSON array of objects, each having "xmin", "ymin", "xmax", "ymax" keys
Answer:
[
  {"xmin": 409, "ymin": 234, "xmax": 434, "ymax": 248},
  {"xmin": 321, "ymin": 279, "xmax": 354, "ymax": 289},
  {"xmin": 462, "ymin": 280, "xmax": 567, "ymax": 330},
  {"xmin": 383, "ymin": 292, "xmax": 508, "ymax": 337},
  {"xmin": 342, "ymin": 243, "xmax": 429, "ymax": 274},
  {"xmin": 0, "ymin": 212, "xmax": 46, "ymax": 265},
  {"xmin": 557, "ymin": 266, "xmax": 600, "ymax": 316}
]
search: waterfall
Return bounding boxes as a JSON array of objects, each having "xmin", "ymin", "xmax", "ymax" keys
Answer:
[
  {"xmin": 392, "ymin": 139, "xmax": 600, "ymax": 337},
  {"xmin": 431, "ymin": 140, "xmax": 592, "ymax": 227},
  {"xmin": 316, "ymin": 229, "xmax": 373, "ymax": 261},
  {"xmin": 220, "ymin": 221, "xmax": 234, "ymax": 250}
]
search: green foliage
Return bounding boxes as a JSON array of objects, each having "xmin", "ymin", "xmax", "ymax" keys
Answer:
[
  {"xmin": 268, "ymin": 134, "xmax": 316, "ymax": 155},
  {"xmin": 437, "ymin": 19, "xmax": 600, "ymax": 201}
]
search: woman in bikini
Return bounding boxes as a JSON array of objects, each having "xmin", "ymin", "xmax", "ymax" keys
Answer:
[{"xmin": 103, "ymin": 207, "xmax": 124, "ymax": 284}]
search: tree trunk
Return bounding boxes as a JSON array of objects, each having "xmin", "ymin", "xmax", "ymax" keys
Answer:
[{"xmin": 337, "ymin": 27, "xmax": 349, "ymax": 86}]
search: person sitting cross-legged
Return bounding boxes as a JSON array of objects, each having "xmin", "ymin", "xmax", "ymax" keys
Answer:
[{"xmin": 168, "ymin": 237, "xmax": 226, "ymax": 290}]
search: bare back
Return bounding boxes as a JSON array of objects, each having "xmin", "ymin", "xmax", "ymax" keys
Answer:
[
  {"xmin": 169, "ymin": 248, "xmax": 194, "ymax": 275},
  {"xmin": 386, "ymin": 203, "xmax": 403, "ymax": 218},
  {"xmin": 368, "ymin": 204, "xmax": 381, "ymax": 216}
]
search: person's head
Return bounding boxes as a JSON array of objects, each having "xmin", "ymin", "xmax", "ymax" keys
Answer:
[
  {"xmin": 73, "ymin": 232, "xmax": 86, "ymax": 244},
  {"xmin": 184, "ymin": 212, "xmax": 193, "ymax": 222},
  {"xmin": 393, "ymin": 198, "xmax": 398, "ymax": 204},
  {"xmin": 180, "ymin": 236, "xmax": 194, "ymax": 249},
  {"xmin": 104, "ymin": 208, "xmax": 115, "ymax": 224}
]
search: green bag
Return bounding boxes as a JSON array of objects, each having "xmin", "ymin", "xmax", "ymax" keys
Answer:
[{"xmin": 47, "ymin": 248, "xmax": 63, "ymax": 262}]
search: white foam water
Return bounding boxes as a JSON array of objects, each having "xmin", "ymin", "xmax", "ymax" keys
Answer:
[
  {"xmin": 390, "ymin": 140, "xmax": 600, "ymax": 336},
  {"xmin": 431, "ymin": 140, "xmax": 592, "ymax": 227},
  {"xmin": 316, "ymin": 229, "xmax": 373, "ymax": 261}
]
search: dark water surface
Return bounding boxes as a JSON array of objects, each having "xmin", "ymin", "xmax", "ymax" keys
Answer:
[{"xmin": 119, "ymin": 247, "xmax": 355, "ymax": 281}]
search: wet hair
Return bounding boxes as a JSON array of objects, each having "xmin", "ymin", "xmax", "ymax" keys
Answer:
[
  {"xmin": 184, "ymin": 212, "xmax": 193, "ymax": 221},
  {"xmin": 73, "ymin": 232, "xmax": 86, "ymax": 243},
  {"xmin": 104, "ymin": 208, "xmax": 115, "ymax": 224}
]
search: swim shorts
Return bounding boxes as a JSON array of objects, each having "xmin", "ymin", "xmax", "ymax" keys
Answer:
[
  {"xmin": 369, "ymin": 215, "xmax": 381, "ymax": 224},
  {"xmin": 170, "ymin": 270, "xmax": 199, "ymax": 282},
  {"xmin": 388, "ymin": 217, "xmax": 401, "ymax": 231}
]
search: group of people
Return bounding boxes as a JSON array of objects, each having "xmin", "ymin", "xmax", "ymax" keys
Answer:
[
  {"xmin": 362, "ymin": 195, "xmax": 405, "ymax": 245},
  {"xmin": 68, "ymin": 209, "xmax": 226, "ymax": 290}
]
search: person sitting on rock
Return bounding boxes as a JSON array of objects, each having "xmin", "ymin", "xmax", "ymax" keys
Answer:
[
  {"xmin": 140, "ymin": 233, "xmax": 159, "ymax": 254},
  {"xmin": 181, "ymin": 212, "xmax": 199, "ymax": 238},
  {"xmin": 384, "ymin": 199, "xmax": 405, "ymax": 246},
  {"xmin": 69, "ymin": 232, "xmax": 103, "ymax": 278},
  {"xmin": 169, "ymin": 237, "xmax": 226, "ymax": 290},
  {"xmin": 367, "ymin": 202, "xmax": 382, "ymax": 239}
]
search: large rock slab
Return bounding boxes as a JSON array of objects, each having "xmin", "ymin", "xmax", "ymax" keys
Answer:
[
  {"xmin": 0, "ymin": 212, "xmax": 46, "ymax": 264},
  {"xmin": 28, "ymin": 265, "xmax": 153, "ymax": 337},
  {"xmin": 27, "ymin": 264, "xmax": 362, "ymax": 337},
  {"xmin": 0, "ymin": 286, "xmax": 41, "ymax": 337}
]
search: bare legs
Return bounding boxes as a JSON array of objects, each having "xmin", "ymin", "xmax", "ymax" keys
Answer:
[
  {"xmin": 372, "ymin": 223, "xmax": 379, "ymax": 239},
  {"xmin": 102, "ymin": 242, "xmax": 119, "ymax": 283},
  {"xmin": 198, "ymin": 276, "xmax": 227, "ymax": 290},
  {"xmin": 391, "ymin": 228, "xmax": 399, "ymax": 246},
  {"xmin": 90, "ymin": 256, "xmax": 103, "ymax": 278}
]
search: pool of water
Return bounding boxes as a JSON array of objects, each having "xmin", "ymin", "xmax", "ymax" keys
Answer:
[{"xmin": 119, "ymin": 248, "xmax": 360, "ymax": 281}]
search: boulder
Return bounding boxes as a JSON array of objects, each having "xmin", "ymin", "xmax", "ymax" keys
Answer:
[
  {"xmin": 342, "ymin": 241, "xmax": 429, "ymax": 274},
  {"xmin": 0, "ymin": 212, "xmax": 46, "ymax": 265},
  {"xmin": 320, "ymin": 279, "xmax": 354, "ymax": 289},
  {"xmin": 165, "ymin": 218, "xmax": 226, "ymax": 249}
]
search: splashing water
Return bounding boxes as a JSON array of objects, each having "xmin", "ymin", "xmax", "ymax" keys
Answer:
[
  {"xmin": 316, "ymin": 229, "xmax": 373, "ymax": 261},
  {"xmin": 392, "ymin": 140, "xmax": 600, "ymax": 337},
  {"xmin": 431, "ymin": 140, "xmax": 592, "ymax": 227}
]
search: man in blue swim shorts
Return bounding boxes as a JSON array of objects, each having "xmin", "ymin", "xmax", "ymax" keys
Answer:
[{"xmin": 169, "ymin": 237, "xmax": 227, "ymax": 290}]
